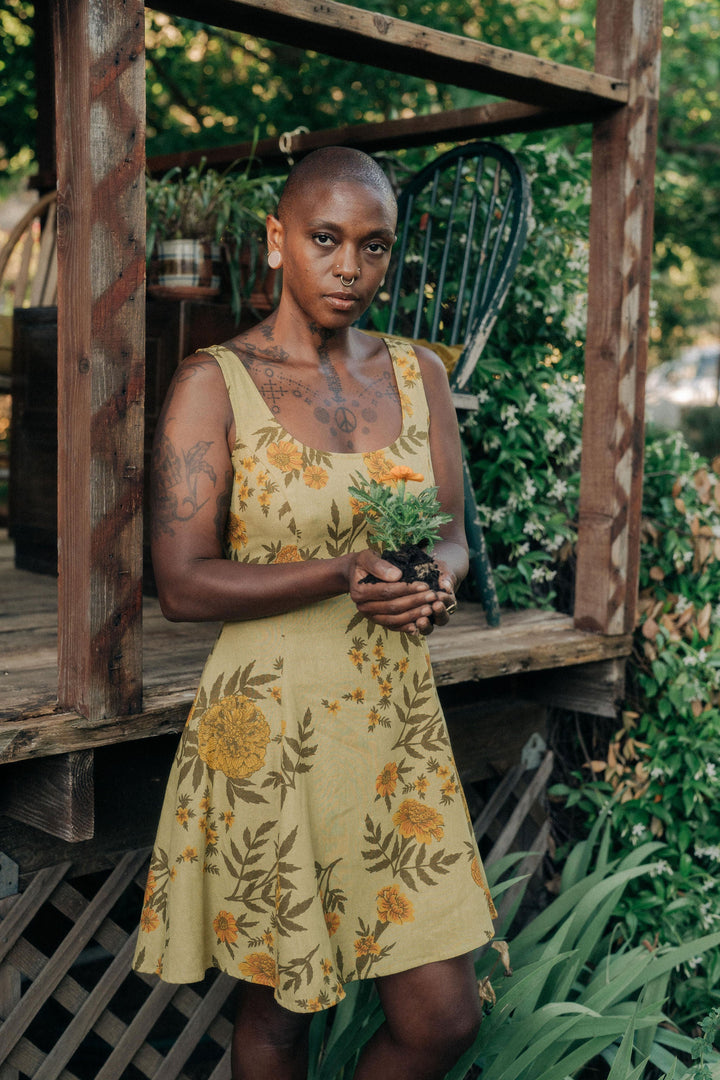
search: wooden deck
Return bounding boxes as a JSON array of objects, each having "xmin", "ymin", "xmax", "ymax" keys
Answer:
[{"xmin": 1, "ymin": 531, "xmax": 633, "ymax": 766}]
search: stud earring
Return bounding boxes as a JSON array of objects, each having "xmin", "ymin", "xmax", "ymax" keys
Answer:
[{"xmin": 268, "ymin": 250, "xmax": 282, "ymax": 270}]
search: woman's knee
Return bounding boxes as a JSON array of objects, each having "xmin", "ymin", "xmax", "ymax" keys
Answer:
[
  {"xmin": 408, "ymin": 994, "xmax": 481, "ymax": 1059},
  {"xmin": 234, "ymin": 983, "xmax": 312, "ymax": 1052},
  {"xmin": 378, "ymin": 956, "xmax": 482, "ymax": 1061}
]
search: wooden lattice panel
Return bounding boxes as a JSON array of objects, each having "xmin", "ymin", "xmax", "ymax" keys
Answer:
[
  {"xmin": 0, "ymin": 754, "xmax": 554, "ymax": 1079},
  {"xmin": 0, "ymin": 851, "xmax": 235, "ymax": 1080}
]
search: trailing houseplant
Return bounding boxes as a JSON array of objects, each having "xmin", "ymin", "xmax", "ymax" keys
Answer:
[
  {"xmin": 145, "ymin": 156, "xmax": 285, "ymax": 319},
  {"xmin": 348, "ymin": 465, "xmax": 452, "ymax": 588}
]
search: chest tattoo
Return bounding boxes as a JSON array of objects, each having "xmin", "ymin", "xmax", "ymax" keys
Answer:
[{"xmin": 232, "ymin": 329, "xmax": 400, "ymax": 448}]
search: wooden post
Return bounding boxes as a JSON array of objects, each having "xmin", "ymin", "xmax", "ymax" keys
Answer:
[
  {"xmin": 574, "ymin": 0, "xmax": 663, "ymax": 635},
  {"xmin": 54, "ymin": 0, "xmax": 146, "ymax": 718}
]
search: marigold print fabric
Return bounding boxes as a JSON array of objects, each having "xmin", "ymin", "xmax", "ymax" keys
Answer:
[{"xmin": 133, "ymin": 337, "xmax": 496, "ymax": 1012}]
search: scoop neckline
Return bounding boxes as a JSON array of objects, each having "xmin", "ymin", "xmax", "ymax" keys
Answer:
[{"xmin": 219, "ymin": 336, "xmax": 410, "ymax": 459}]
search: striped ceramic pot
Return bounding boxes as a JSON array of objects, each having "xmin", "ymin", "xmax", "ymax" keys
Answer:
[{"xmin": 153, "ymin": 239, "xmax": 223, "ymax": 297}]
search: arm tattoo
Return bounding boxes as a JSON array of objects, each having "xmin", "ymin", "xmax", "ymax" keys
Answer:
[
  {"xmin": 213, "ymin": 468, "xmax": 233, "ymax": 547},
  {"xmin": 151, "ymin": 432, "xmax": 217, "ymax": 538}
]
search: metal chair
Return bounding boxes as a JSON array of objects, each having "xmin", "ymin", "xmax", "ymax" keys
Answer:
[{"xmin": 361, "ymin": 141, "xmax": 531, "ymax": 625}]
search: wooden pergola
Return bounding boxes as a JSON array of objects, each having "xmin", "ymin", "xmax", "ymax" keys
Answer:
[
  {"xmin": 2, "ymin": 0, "xmax": 662, "ymax": 842},
  {"xmin": 0, "ymin": 3, "xmax": 665, "ymax": 1074}
]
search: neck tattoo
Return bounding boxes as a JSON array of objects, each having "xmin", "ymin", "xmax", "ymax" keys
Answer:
[
  {"xmin": 311, "ymin": 326, "xmax": 358, "ymax": 440},
  {"xmin": 233, "ymin": 324, "xmax": 399, "ymax": 448}
]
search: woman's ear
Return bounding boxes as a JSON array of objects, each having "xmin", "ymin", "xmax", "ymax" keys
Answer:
[{"xmin": 266, "ymin": 214, "xmax": 283, "ymax": 254}]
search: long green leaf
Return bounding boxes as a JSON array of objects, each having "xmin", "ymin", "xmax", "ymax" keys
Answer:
[
  {"xmin": 486, "ymin": 850, "xmax": 535, "ymax": 886},
  {"xmin": 559, "ymin": 815, "xmax": 609, "ymax": 890},
  {"xmin": 612, "ymin": 931, "xmax": 720, "ymax": 1005},
  {"xmin": 515, "ymin": 1011, "xmax": 664, "ymax": 1080},
  {"xmin": 635, "ymin": 971, "xmax": 671, "ymax": 1058},
  {"xmin": 530, "ymin": 1033, "xmax": 644, "ymax": 1080},
  {"xmin": 316, "ymin": 997, "xmax": 384, "ymax": 1079},
  {"xmin": 481, "ymin": 1012, "xmax": 594, "ymax": 1080},
  {"xmin": 606, "ymin": 1015, "xmax": 648, "ymax": 1080},
  {"xmin": 477, "ymin": 952, "xmax": 577, "ymax": 1040}
]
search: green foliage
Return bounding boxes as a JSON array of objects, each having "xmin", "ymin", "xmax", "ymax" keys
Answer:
[
  {"xmin": 3, "ymin": 1, "xmax": 718, "ymax": 341},
  {"xmin": 305, "ymin": 825, "xmax": 720, "ymax": 1079},
  {"xmin": 551, "ymin": 431, "xmax": 720, "ymax": 1028},
  {"xmin": 689, "ymin": 1008, "xmax": 720, "ymax": 1080},
  {"xmin": 348, "ymin": 467, "xmax": 452, "ymax": 552},
  {"xmin": 0, "ymin": 0, "xmax": 35, "ymax": 179},
  {"xmin": 145, "ymin": 156, "xmax": 284, "ymax": 250},
  {"xmin": 463, "ymin": 136, "xmax": 587, "ymax": 610},
  {"xmin": 681, "ymin": 406, "xmax": 720, "ymax": 461},
  {"xmin": 145, "ymin": 157, "xmax": 285, "ymax": 319}
]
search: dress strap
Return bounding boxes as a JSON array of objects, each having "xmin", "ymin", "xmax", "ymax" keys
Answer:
[
  {"xmin": 377, "ymin": 335, "xmax": 431, "ymax": 433},
  {"xmin": 198, "ymin": 344, "xmax": 265, "ymax": 431}
]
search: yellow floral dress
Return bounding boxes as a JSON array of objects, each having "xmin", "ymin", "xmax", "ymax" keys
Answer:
[{"xmin": 133, "ymin": 337, "xmax": 496, "ymax": 1012}]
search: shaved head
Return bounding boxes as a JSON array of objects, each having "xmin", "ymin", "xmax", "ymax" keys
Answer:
[{"xmin": 277, "ymin": 146, "xmax": 395, "ymax": 223}]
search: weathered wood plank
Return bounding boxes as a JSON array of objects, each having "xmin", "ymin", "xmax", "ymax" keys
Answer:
[
  {"xmin": 493, "ymin": 819, "xmax": 551, "ymax": 929},
  {"xmin": 6, "ymin": 907, "xmax": 170, "ymax": 1080},
  {"xmin": 207, "ymin": 1052, "xmax": 232, "ymax": 1080},
  {"xmin": 0, "ymin": 615, "xmax": 630, "ymax": 763},
  {"xmin": 0, "ymin": 863, "xmax": 71, "ymax": 967},
  {"xmin": 527, "ymin": 657, "xmax": 626, "ymax": 719},
  {"xmin": 0, "ymin": 752, "xmax": 94, "ymax": 842},
  {"xmin": 93, "ymin": 979, "xmax": 180, "ymax": 1080},
  {"xmin": 485, "ymin": 751, "xmax": 554, "ymax": 865},
  {"xmin": 152, "ymin": 974, "xmax": 235, "ymax": 1080},
  {"xmin": 30, "ymin": 931, "xmax": 139, "ymax": 1080},
  {"xmin": 54, "ymin": 0, "xmax": 146, "ymax": 718},
  {"xmin": 429, "ymin": 609, "xmax": 632, "ymax": 684},
  {"xmin": 148, "ymin": 100, "xmax": 608, "ymax": 175},
  {"xmin": 157, "ymin": 0, "xmax": 627, "ymax": 111},
  {"xmin": 574, "ymin": 0, "xmax": 663, "ymax": 635},
  {"xmin": 0, "ymin": 851, "xmax": 146, "ymax": 1063}
]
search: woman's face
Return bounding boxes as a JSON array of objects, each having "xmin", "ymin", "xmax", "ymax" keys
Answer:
[{"xmin": 270, "ymin": 179, "xmax": 397, "ymax": 330}]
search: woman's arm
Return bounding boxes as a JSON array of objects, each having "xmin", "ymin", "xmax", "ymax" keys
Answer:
[{"xmin": 150, "ymin": 352, "xmax": 445, "ymax": 628}]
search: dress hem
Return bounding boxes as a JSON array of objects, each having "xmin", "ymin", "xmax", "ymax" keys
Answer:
[{"xmin": 132, "ymin": 928, "xmax": 495, "ymax": 1015}]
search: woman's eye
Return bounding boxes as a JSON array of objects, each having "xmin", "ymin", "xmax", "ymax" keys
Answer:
[
  {"xmin": 366, "ymin": 242, "xmax": 388, "ymax": 255},
  {"xmin": 313, "ymin": 233, "xmax": 335, "ymax": 246}
]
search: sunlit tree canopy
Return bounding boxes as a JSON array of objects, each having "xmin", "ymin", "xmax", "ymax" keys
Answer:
[{"xmin": 1, "ymin": 0, "xmax": 718, "ymax": 346}]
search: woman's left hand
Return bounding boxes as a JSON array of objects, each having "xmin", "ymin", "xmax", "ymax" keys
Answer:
[{"xmin": 423, "ymin": 569, "xmax": 457, "ymax": 634}]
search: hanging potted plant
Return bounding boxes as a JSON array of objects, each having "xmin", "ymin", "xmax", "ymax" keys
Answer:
[{"xmin": 146, "ymin": 158, "xmax": 285, "ymax": 320}]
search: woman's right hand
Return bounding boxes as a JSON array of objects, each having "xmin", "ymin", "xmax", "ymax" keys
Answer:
[{"xmin": 347, "ymin": 549, "xmax": 441, "ymax": 635}]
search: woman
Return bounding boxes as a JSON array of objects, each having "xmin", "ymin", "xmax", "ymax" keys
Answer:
[{"xmin": 134, "ymin": 146, "xmax": 496, "ymax": 1080}]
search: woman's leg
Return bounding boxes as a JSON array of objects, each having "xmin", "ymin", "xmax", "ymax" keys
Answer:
[
  {"xmin": 353, "ymin": 953, "xmax": 482, "ymax": 1080},
  {"xmin": 231, "ymin": 982, "xmax": 313, "ymax": 1080}
]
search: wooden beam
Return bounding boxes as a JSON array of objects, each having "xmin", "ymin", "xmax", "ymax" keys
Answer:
[
  {"xmin": 147, "ymin": 100, "xmax": 604, "ymax": 175},
  {"xmin": 0, "ymin": 751, "xmax": 94, "ymax": 842},
  {"xmin": 153, "ymin": 0, "xmax": 628, "ymax": 112},
  {"xmin": 0, "ymin": 609, "xmax": 632, "ymax": 764},
  {"xmin": 54, "ymin": 0, "xmax": 146, "ymax": 718},
  {"xmin": 526, "ymin": 657, "xmax": 627, "ymax": 719},
  {"xmin": 574, "ymin": 0, "xmax": 663, "ymax": 635}
]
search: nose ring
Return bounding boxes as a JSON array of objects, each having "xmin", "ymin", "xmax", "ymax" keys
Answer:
[{"xmin": 340, "ymin": 275, "xmax": 356, "ymax": 287}]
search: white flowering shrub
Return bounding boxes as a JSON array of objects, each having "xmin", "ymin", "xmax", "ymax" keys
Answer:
[
  {"xmin": 468, "ymin": 140, "xmax": 720, "ymax": 1025},
  {"xmin": 463, "ymin": 136, "xmax": 589, "ymax": 610},
  {"xmin": 552, "ymin": 431, "xmax": 720, "ymax": 1026}
]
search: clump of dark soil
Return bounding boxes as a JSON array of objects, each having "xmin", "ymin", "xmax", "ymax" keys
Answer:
[{"xmin": 361, "ymin": 544, "xmax": 441, "ymax": 590}]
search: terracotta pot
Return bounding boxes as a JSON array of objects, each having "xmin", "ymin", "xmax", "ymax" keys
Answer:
[{"xmin": 149, "ymin": 239, "xmax": 223, "ymax": 300}]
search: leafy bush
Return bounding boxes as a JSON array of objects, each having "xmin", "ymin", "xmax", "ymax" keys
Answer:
[
  {"xmin": 551, "ymin": 431, "xmax": 720, "ymax": 1028},
  {"xmin": 459, "ymin": 134, "xmax": 720, "ymax": 1030},
  {"xmin": 463, "ymin": 135, "xmax": 589, "ymax": 611}
]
